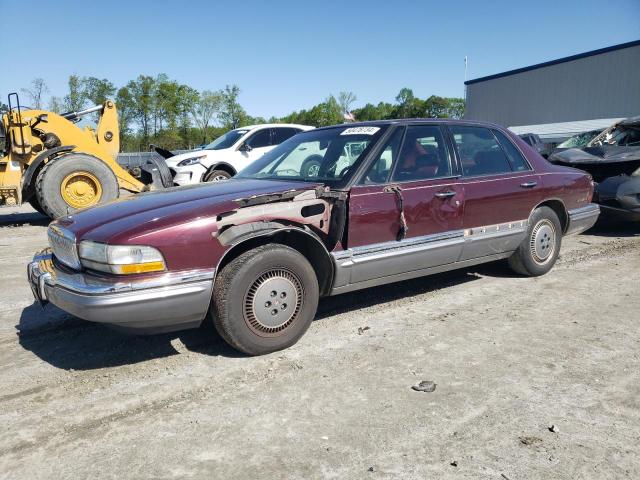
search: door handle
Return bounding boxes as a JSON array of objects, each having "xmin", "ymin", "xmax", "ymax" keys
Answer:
[
  {"xmin": 520, "ymin": 181, "xmax": 537, "ymax": 188},
  {"xmin": 435, "ymin": 191, "xmax": 456, "ymax": 199}
]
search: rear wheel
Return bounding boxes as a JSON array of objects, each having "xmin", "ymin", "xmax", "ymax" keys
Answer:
[
  {"xmin": 203, "ymin": 169, "xmax": 232, "ymax": 182},
  {"xmin": 211, "ymin": 244, "xmax": 319, "ymax": 355},
  {"xmin": 508, "ymin": 206, "xmax": 562, "ymax": 276},
  {"xmin": 35, "ymin": 153, "xmax": 119, "ymax": 218},
  {"xmin": 300, "ymin": 155, "xmax": 322, "ymax": 178}
]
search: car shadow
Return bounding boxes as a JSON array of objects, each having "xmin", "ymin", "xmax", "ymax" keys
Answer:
[
  {"xmin": 315, "ymin": 266, "xmax": 488, "ymax": 320},
  {"xmin": 17, "ymin": 264, "xmax": 495, "ymax": 370},
  {"xmin": 17, "ymin": 303, "xmax": 242, "ymax": 371},
  {"xmin": 0, "ymin": 211, "xmax": 50, "ymax": 227}
]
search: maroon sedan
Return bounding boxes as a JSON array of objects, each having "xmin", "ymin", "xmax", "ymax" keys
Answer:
[{"xmin": 28, "ymin": 120, "xmax": 599, "ymax": 355}]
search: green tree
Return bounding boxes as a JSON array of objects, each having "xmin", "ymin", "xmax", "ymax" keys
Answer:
[
  {"xmin": 191, "ymin": 90, "xmax": 223, "ymax": 143},
  {"xmin": 423, "ymin": 95, "xmax": 449, "ymax": 118},
  {"xmin": 338, "ymin": 91, "xmax": 357, "ymax": 116},
  {"xmin": 82, "ymin": 77, "xmax": 116, "ymax": 105},
  {"xmin": 115, "ymin": 86, "xmax": 136, "ymax": 149},
  {"xmin": 20, "ymin": 78, "xmax": 49, "ymax": 109},
  {"xmin": 218, "ymin": 85, "xmax": 246, "ymax": 129},
  {"xmin": 64, "ymin": 75, "xmax": 85, "ymax": 112},
  {"xmin": 125, "ymin": 75, "xmax": 156, "ymax": 147},
  {"xmin": 48, "ymin": 96, "xmax": 64, "ymax": 114},
  {"xmin": 445, "ymin": 97, "xmax": 465, "ymax": 119}
]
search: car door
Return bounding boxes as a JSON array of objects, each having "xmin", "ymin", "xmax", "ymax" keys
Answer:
[
  {"xmin": 343, "ymin": 124, "xmax": 465, "ymax": 286},
  {"xmin": 449, "ymin": 125, "xmax": 544, "ymax": 260},
  {"xmin": 237, "ymin": 128, "xmax": 273, "ymax": 166}
]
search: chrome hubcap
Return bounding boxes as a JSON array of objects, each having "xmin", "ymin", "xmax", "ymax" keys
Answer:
[
  {"xmin": 244, "ymin": 269, "xmax": 302, "ymax": 336},
  {"xmin": 307, "ymin": 164, "xmax": 320, "ymax": 177},
  {"xmin": 530, "ymin": 220, "xmax": 555, "ymax": 264},
  {"xmin": 211, "ymin": 174, "xmax": 229, "ymax": 182}
]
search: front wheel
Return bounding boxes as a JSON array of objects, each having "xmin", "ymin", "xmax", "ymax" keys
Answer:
[
  {"xmin": 508, "ymin": 206, "xmax": 562, "ymax": 276},
  {"xmin": 211, "ymin": 244, "xmax": 319, "ymax": 355},
  {"xmin": 203, "ymin": 169, "xmax": 232, "ymax": 182}
]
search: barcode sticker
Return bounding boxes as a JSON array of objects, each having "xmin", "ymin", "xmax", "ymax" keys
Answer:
[{"xmin": 340, "ymin": 126, "xmax": 380, "ymax": 136}]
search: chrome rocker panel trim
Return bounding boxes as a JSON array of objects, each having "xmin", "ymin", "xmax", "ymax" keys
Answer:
[
  {"xmin": 565, "ymin": 203, "xmax": 600, "ymax": 235},
  {"xmin": 27, "ymin": 250, "xmax": 215, "ymax": 334}
]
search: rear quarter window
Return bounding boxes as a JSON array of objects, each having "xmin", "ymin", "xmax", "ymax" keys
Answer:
[{"xmin": 493, "ymin": 130, "xmax": 532, "ymax": 172}]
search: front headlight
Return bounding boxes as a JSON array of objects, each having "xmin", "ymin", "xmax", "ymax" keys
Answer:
[
  {"xmin": 177, "ymin": 155, "xmax": 206, "ymax": 167},
  {"xmin": 79, "ymin": 241, "xmax": 166, "ymax": 274}
]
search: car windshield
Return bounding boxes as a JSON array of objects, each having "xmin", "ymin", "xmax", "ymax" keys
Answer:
[
  {"xmin": 204, "ymin": 129, "xmax": 249, "ymax": 150},
  {"xmin": 236, "ymin": 125, "xmax": 386, "ymax": 185},
  {"xmin": 557, "ymin": 130, "xmax": 601, "ymax": 148}
]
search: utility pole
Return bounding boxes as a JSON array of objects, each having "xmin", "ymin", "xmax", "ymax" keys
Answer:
[{"xmin": 464, "ymin": 56, "xmax": 468, "ymax": 102}]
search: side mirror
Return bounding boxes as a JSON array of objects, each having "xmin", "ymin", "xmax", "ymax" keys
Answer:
[{"xmin": 239, "ymin": 143, "xmax": 252, "ymax": 152}]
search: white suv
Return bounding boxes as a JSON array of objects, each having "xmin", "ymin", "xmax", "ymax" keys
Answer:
[{"xmin": 166, "ymin": 124, "xmax": 314, "ymax": 186}]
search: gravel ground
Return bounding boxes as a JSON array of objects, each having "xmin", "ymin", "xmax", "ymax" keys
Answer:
[{"xmin": 0, "ymin": 205, "xmax": 639, "ymax": 479}]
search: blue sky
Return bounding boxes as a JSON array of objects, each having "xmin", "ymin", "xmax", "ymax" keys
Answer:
[{"xmin": 1, "ymin": 0, "xmax": 638, "ymax": 118}]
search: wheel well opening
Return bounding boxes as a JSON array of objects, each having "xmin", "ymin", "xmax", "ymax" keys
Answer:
[
  {"xmin": 538, "ymin": 200, "xmax": 568, "ymax": 233},
  {"xmin": 216, "ymin": 229, "xmax": 333, "ymax": 296},
  {"xmin": 212, "ymin": 163, "xmax": 237, "ymax": 176}
]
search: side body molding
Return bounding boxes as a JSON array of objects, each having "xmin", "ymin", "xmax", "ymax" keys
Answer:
[{"xmin": 330, "ymin": 220, "xmax": 529, "ymax": 296}]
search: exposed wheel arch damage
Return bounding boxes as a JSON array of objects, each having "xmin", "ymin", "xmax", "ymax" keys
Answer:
[
  {"xmin": 215, "ymin": 225, "xmax": 335, "ymax": 296},
  {"xmin": 212, "ymin": 188, "xmax": 343, "ymax": 296}
]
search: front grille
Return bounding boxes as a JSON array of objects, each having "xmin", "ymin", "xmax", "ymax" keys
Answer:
[{"xmin": 47, "ymin": 225, "xmax": 81, "ymax": 270}]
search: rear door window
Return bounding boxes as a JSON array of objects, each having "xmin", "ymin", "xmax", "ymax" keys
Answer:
[
  {"xmin": 272, "ymin": 127, "xmax": 301, "ymax": 144},
  {"xmin": 451, "ymin": 126, "xmax": 513, "ymax": 176},
  {"xmin": 245, "ymin": 129, "xmax": 272, "ymax": 148}
]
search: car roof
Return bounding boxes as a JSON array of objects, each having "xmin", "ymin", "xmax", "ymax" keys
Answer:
[
  {"xmin": 240, "ymin": 123, "xmax": 315, "ymax": 131},
  {"xmin": 312, "ymin": 118, "xmax": 506, "ymax": 132}
]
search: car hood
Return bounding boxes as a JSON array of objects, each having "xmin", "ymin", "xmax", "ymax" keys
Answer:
[
  {"xmin": 164, "ymin": 149, "xmax": 227, "ymax": 167},
  {"xmin": 53, "ymin": 178, "xmax": 321, "ymax": 244}
]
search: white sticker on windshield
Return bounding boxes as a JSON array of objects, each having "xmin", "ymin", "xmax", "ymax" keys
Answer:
[{"xmin": 340, "ymin": 126, "xmax": 380, "ymax": 136}]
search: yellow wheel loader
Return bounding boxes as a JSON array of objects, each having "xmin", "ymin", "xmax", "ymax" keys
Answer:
[{"xmin": 0, "ymin": 93, "xmax": 171, "ymax": 219}]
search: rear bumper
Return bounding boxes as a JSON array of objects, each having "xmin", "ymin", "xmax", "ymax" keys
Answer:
[
  {"xmin": 565, "ymin": 203, "xmax": 600, "ymax": 235},
  {"xmin": 27, "ymin": 250, "xmax": 214, "ymax": 334}
]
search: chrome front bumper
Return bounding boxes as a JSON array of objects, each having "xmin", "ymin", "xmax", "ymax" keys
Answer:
[
  {"xmin": 565, "ymin": 203, "xmax": 600, "ymax": 235},
  {"xmin": 27, "ymin": 250, "xmax": 215, "ymax": 334}
]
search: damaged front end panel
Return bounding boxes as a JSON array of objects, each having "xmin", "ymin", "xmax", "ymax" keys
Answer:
[{"xmin": 214, "ymin": 186, "xmax": 348, "ymax": 250}]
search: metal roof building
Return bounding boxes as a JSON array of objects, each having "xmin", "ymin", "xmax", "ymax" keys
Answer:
[{"xmin": 464, "ymin": 40, "xmax": 640, "ymax": 141}]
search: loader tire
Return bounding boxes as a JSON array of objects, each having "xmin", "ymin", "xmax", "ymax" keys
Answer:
[
  {"xmin": 36, "ymin": 153, "xmax": 119, "ymax": 219},
  {"xmin": 27, "ymin": 196, "xmax": 46, "ymax": 216}
]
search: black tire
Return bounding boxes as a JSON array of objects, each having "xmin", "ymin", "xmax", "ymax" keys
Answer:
[
  {"xmin": 300, "ymin": 155, "xmax": 322, "ymax": 178},
  {"xmin": 203, "ymin": 169, "xmax": 233, "ymax": 182},
  {"xmin": 211, "ymin": 244, "xmax": 319, "ymax": 355},
  {"xmin": 35, "ymin": 153, "xmax": 119, "ymax": 219},
  {"xmin": 146, "ymin": 156, "xmax": 173, "ymax": 188},
  {"xmin": 27, "ymin": 196, "xmax": 46, "ymax": 215},
  {"xmin": 508, "ymin": 206, "xmax": 562, "ymax": 276}
]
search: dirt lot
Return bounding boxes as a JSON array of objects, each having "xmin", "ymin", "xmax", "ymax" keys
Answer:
[{"xmin": 0, "ymin": 205, "xmax": 639, "ymax": 480}]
